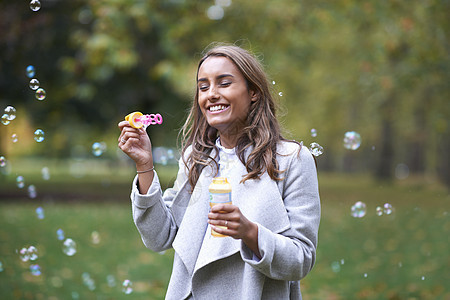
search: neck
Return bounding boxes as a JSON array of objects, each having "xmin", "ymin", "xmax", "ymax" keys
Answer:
[{"xmin": 219, "ymin": 134, "xmax": 237, "ymax": 149}]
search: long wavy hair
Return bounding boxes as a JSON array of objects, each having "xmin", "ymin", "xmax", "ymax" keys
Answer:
[{"xmin": 181, "ymin": 44, "xmax": 292, "ymax": 191}]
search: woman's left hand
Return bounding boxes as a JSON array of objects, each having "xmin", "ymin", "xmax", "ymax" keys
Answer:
[{"xmin": 208, "ymin": 204, "xmax": 261, "ymax": 258}]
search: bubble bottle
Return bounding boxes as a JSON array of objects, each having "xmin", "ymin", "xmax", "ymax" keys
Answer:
[
  {"xmin": 209, "ymin": 177, "xmax": 232, "ymax": 237},
  {"xmin": 125, "ymin": 111, "xmax": 163, "ymax": 129}
]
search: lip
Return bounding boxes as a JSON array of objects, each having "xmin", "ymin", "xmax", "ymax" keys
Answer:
[{"xmin": 207, "ymin": 104, "xmax": 230, "ymax": 115}]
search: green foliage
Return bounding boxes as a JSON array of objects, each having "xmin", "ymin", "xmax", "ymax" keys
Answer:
[{"xmin": 0, "ymin": 0, "xmax": 448, "ymax": 183}]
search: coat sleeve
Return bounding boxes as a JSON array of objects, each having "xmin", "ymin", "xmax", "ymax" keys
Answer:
[
  {"xmin": 131, "ymin": 155, "xmax": 189, "ymax": 252},
  {"xmin": 240, "ymin": 145, "xmax": 321, "ymax": 281}
]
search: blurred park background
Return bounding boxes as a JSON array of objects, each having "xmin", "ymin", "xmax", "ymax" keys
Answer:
[{"xmin": 0, "ymin": 0, "xmax": 449, "ymax": 299}]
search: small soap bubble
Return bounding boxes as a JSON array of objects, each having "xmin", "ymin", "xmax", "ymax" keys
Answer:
[
  {"xmin": 343, "ymin": 131, "xmax": 361, "ymax": 150},
  {"xmin": 57, "ymin": 229, "xmax": 65, "ymax": 240},
  {"xmin": 331, "ymin": 261, "xmax": 341, "ymax": 273},
  {"xmin": 351, "ymin": 201, "xmax": 366, "ymax": 218},
  {"xmin": 28, "ymin": 185, "xmax": 37, "ymax": 198},
  {"xmin": 383, "ymin": 203, "xmax": 393, "ymax": 215},
  {"xmin": 421, "ymin": 276, "xmax": 425, "ymax": 280},
  {"xmin": 36, "ymin": 207, "xmax": 44, "ymax": 219},
  {"xmin": 29, "ymin": 78, "xmax": 40, "ymax": 90},
  {"xmin": 28, "ymin": 246, "xmax": 38, "ymax": 260},
  {"xmin": 34, "ymin": 129, "xmax": 45, "ymax": 142},
  {"xmin": 4, "ymin": 106, "xmax": 17, "ymax": 120},
  {"xmin": 1, "ymin": 114, "xmax": 10, "ymax": 125},
  {"xmin": 41, "ymin": 166, "xmax": 50, "ymax": 180},
  {"xmin": 90, "ymin": 231, "xmax": 100, "ymax": 245},
  {"xmin": 395, "ymin": 163, "xmax": 409, "ymax": 180},
  {"xmin": 30, "ymin": 264, "xmax": 41, "ymax": 276},
  {"xmin": 19, "ymin": 247, "xmax": 30, "ymax": 262},
  {"xmin": 0, "ymin": 261, "xmax": 3, "ymax": 272},
  {"xmin": 16, "ymin": 176, "xmax": 25, "ymax": 188},
  {"xmin": 35, "ymin": 88, "xmax": 46, "ymax": 101},
  {"xmin": 107, "ymin": 274, "xmax": 117, "ymax": 287},
  {"xmin": 309, "ymin": 142, "xmax": 324, "ymax": 157},
  {"xmin": 0, "ymin": 156, "xmax": 7, "ymax": 168},
  {"xmin": 272, "ymin": 81, "xmax": 276, "ymax": 85},
  {"xmin": 167, "ymin": 148, "xmax": 174, "ymax": 159},
  {"xmin": 30, "ymin": 0, "xmax": 41, "ymax": 12},
  {"xmin": 376, "ymin": 206, "xmax": 383, "ymax": 216},
  {"xmin": 310, "ymin": 128, "xmax": 317, "ymax": 137},
  {"xmin": 340, "ymin": 259, "xmax": 345, "ymax": 265},
  {"xmin": 82, "ymin": 272, "xmax": 96, "ymax": 291},
  {"xmin": 122, "ymin": 279, "xmax": 133, "ymax": 294},
  {"xmin": 63, "ymin": 238, "xmax": 77, "ymax": 256},
  {"xmin": 92, "ymin": 142, "xmax": 106, "ymax": 157},
  {"xmin": 26, "ymin": 65, "xmax": 36, "ymax": 78},
  {"xmin": 364, "ymin": 273, "xmax": 368, "ymax": 278},
  {"xmin": 278, "ymin": 92, "xmax": 283, "ymax": 97},
  {"xmin": 206, "ymin": 5, "xmax": 224, "ymax": 20},
  {"xmin": 11, "ymin": 134, "xmax": 18, "ymax": 143}
]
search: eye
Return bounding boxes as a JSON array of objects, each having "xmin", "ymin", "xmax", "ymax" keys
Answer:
[
  {"xmin": 220, "ymin": 81, "xmax": 231, "ymax": 87},
  {"xmin": 198, "ymin": 84, "xmax": 209, "ymax": 91}
]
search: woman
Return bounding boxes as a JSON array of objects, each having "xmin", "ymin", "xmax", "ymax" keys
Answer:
[{"xmin": 118, "ymin": 44, "xmax": 320, "ymax": 299}]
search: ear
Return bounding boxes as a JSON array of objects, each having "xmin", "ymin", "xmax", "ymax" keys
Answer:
[{"xmin": 250, "ymin": 89, "xmax": 259, "ymax": 102}]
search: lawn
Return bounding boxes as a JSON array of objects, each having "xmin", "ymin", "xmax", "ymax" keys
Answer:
[{"xmin": 0, "ymin": 162, "xmax": 448, "ymax": 299}]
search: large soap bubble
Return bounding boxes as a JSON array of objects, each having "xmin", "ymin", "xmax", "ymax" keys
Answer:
[{"xmin": 343, "ymin": 131, "xmax": 362, "ymax": 150}]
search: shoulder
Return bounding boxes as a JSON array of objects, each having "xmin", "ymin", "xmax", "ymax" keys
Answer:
[{"xmin": 276, "ymin": 140, "xmax": 316, "ymax": 170}]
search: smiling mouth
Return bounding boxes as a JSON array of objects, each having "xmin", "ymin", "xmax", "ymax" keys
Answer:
[{"xmin": 208, "ymin": 105, "xmax": 229, "ymax": 113}]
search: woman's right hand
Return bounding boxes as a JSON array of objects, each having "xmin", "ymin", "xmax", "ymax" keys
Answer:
[{"xmin": 118, "ymin": 120, "xmax": 153, "ymax": 169}]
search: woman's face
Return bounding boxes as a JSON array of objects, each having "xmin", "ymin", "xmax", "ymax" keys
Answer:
[{"xmin": 197, "ymin": 56, "xmax": 257, "ymax": 138}]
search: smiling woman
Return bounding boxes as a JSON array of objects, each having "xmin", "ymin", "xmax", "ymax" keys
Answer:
[{"xmin": 118, "ymin": 43, "xmax": 320, "ymax": 299}]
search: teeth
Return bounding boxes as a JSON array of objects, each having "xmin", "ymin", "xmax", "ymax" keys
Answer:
[{"xmin": 209, "ymin": 105, "xmax": 227, "ymax": 112}]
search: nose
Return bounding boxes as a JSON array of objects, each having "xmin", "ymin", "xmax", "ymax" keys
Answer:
[{"xmin": 207, "ymin": 84, "xmax": 219, "ymax": 101}]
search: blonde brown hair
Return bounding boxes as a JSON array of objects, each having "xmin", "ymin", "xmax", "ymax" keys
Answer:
[{"xmin": 181, "ymin": 44, "xmax": 292, "ymax": 190}]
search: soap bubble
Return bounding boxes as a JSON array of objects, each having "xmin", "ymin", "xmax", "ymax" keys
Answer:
[
  {"xmin": 4, "ymin": 106, "xmax": 16, "ymax": 120},
  {"xmin": 395, "ymin": 163, "xmax": 409, "ymax": 180},
  {"xmin": 34, "ymin": 129, "xmax": 45, "ymax": 142},
  {"xmin": 36, "ymin": 207, "xmax": 44, "ymax": 219},
  {"xmin": 35, "ymin": 88, "xmax": 46, "ymax": 101},
  {"xmin": 309, "ymin": 142, "xmax": 324, "ymax": 157},
  {"xmin": 11, "ymin": 134, "xmax": 18, "ymax": 143},
  {"xmin": 16, "ymin": 176, "xmax": 25, "ymax": 188},
  {"xmin": 343, "ymin": 131, "xmax": 361, "ymax": 150},
  {"xmin": 364, "ymin": 273, "xmax": 368, "ymax": 278},
  {"xmin": 90, "ymin": 231, "xmax": 100, "ymax": 245},
  {"xmin": 26, "ymin": 65, "xmax": 36, "ymax": 78},
  {"xmin": 272, "ymin": 81, "xmax": 276, "ymax": 85},
  {"xmin": 310, "ymin": 128, "xmax": 317, "ymax": 137},
  {"xmin": 107, "ymin": 274, "xmax": 117, "ymax": 287},
  {"xmin": 92, "ymin": 142, "xmax": 106, "ymax": 156},
  {"xmin": 206, "ymin": 5, "xmax": 224, "ymax": 20},
  {"xmin": 122, "ymin": 279, "xmax": 133, "ymax": 294},
  {"xmin": 19, "ymin": 247, "xmax": 30, "ymax": 262},
  {"xmin": 30, "ymin": 264, "xmax": 41, "ymax": 276},
  {"xmin": 278, "ymin": 92, "xmax": 283, "ymax": 97},
  {"xmin": 383, "ymin": 203, "xmax": 393, "ymax": 215},
  {"xmin": 331, "ymin": 261, "xmax": 341, "ymax": 273},
  {"xmin": 351, "ymin": 201, "xmax": 366, "ymax": 218},
  {"xmin": 56, "ymin": 229, "xmax": 65, "ymax": 240},
  {"xmin": 82, "ymin": 272, "xmax": 96, "ymax": 291},
  {"xmin": 28, "ymin": 185, "xmax": 37, "ymax": 198},
  {"xmin": 29, "ymin": 0, "xmax": 41, "ymax": 12},
  {"xmin": 0, "ymin": 156, "xmax": 7, "ymax": 168},
  {"xmin": 29, "ymin": 78, "xmax": 40, "ymax": 90},
  {"xmin": 41, "ymin": 166, "xmax": 50, "ymax": 180},
  {"xmin": 1, "ymin": 114, "xmax": 10, "ymax": 125},
  {"xmin": 28, "ymin": 246, "xmax": 38, "ymax": 260},
  {"xmin": 376, "ymin": 206, "xmax": 383, "ymax": 216},
  {"xmin": 0, "ymin": 261, "xmax": 3, "ymax": 272},
  {"xmin": 63, "ymin": 238, "xmax": 77, "ymax": 256}
]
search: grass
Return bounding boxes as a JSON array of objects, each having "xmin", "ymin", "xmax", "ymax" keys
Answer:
[{"xmin": 0, "ymin": 161, "xmax": 449, "ymax": 299}]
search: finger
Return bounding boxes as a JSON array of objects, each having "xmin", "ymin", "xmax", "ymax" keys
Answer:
[{"xmin": 210, "ymin": 204, "xmax": 235, "ymax": 213}]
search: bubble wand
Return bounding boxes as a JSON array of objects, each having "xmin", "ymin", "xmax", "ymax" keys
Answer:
[{"xmin": 125, "ymin": 112, "xmax": 163, "ymax": 129}]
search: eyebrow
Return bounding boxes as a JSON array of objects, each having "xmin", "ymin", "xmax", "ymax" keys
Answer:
[{"xmin": 197, "ymin": 74, "xmax": 234, "ymax": 82}]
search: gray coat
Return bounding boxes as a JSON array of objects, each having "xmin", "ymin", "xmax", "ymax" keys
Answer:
[{"xmin": 131, "ymin": 141, "xmax": 321, "ymax": 299}]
